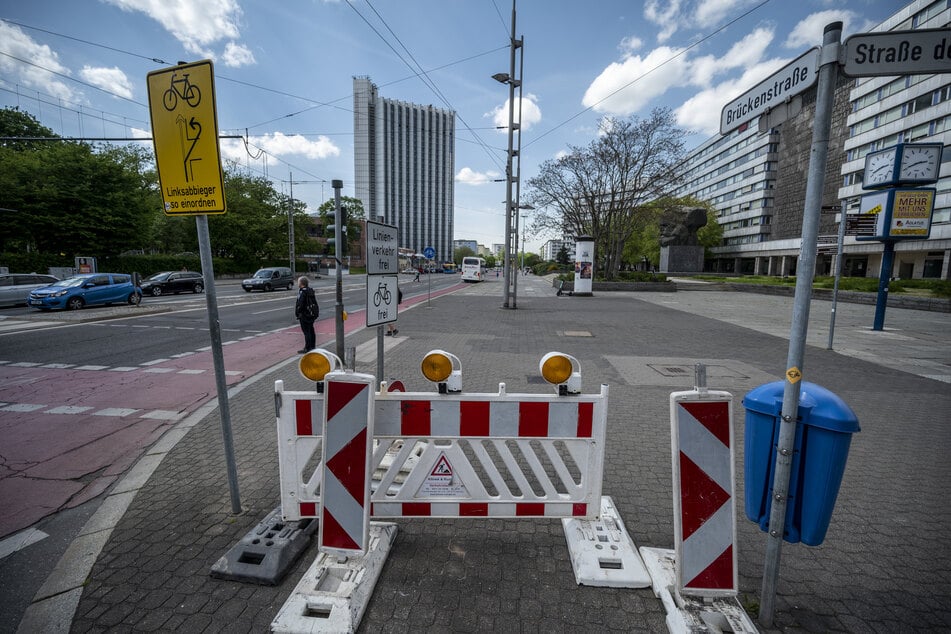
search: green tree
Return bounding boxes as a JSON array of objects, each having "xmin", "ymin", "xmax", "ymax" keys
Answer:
[
  {"xmin": 526, "ymin": 108, "xmax": 687, "ymax": 280},
  {"xmin": 555, "ymin": 245, "xmax": 570, "ymax": 266},
  {"xmin": 453, "ymin": 246, "xmax": 475, "ymax": 265}
]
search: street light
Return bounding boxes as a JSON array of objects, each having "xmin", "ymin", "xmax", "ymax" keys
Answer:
[{"xmin": 494, "ymin": 0, "xmax": 523, "ymax": 309}]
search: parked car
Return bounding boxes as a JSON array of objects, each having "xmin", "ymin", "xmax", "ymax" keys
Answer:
[
  {"xmin": 140, "ymin": 270, "xmax": 204, "ymax": 296},
  {"xmin": 29, "ymin": 273, "xmax": 142, "ymax": 311},
  {"xmin": 0, "ymin": 273, "xmax": 60, "ymax": 307},
  {"xmin": 241, "ymin": 267, "xmax": 295, "ymax": 292}
]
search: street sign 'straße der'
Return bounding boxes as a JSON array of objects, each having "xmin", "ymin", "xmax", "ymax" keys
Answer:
[{"xmin": 844, "ymin": 28, "xmax": 951, "ymax": 77}]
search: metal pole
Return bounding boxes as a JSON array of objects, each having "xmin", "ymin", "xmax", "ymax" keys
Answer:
[
  {"xmin": 288, "ymin": 172, "xmax": 296, "ymax": 277},
  {"xmin": 500, "ymin": 0, "xmax": 517, "ymax": 309},
  {"xmin": 511, "ymin": 32, "xmax": 525, "ymax": 309},
  {"xmin": 196, "ymin": 214, "xmax": 241, "ymax": 514},
  {"xmin": 332, "ymin": 179, "xmax": 345, "ymax": 361},
  {"xmin": 827, "ymin": 204, "xmax": 847, "ymax": 349},
  {"xmin": 759, "ymin": 21, "xmax": 841, "ymax": 628},
  {"xmin": 873, "ymin": 241, "xmax": 895, "ymax": 331}
]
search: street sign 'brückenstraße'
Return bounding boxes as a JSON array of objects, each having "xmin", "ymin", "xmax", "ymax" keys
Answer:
[{"xmin": 720, "ymin": 47, "xmax": 819, "ymax": 136}]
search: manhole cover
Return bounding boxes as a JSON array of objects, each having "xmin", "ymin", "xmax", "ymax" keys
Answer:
[{"xmin": 647, "ymin": 364, "xmax": 750, "ymax": 379}]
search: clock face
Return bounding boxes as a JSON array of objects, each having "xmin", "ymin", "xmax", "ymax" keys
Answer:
[
  {"xmin": 864, "ymin": 148, "xmax": 897, "ymax": 186},
  {"xmin": 899, "ymin": 145, "xmax": 942, "ymax": 181}
]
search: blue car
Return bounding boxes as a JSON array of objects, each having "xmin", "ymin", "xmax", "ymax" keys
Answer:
[{"xmin": 29, "ymin": 273, "xmax": 143, "ymax": 311}]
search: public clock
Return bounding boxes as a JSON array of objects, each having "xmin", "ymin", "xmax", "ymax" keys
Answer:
[
  {"xmin": 864, "ymin": 147, "xmax": 897, "ymax": 188},
  {"xmin": 898, "ymin": 143, "xmax": 943, "ymax": 182}
]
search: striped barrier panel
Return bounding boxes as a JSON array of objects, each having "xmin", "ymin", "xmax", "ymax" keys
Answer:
[
  {"xmin": 669, "ymin": 389, "xmax": 738, "ymax": 596},
  {"xmin": 275, "ymin": 382, "xmax": 609, "ymax": 522},
  {"xmin": 318, "ymin": 372, "xmax": 375, "ymax": 555}
]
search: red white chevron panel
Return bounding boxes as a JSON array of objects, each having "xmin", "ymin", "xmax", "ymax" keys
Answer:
[
  {"xmin": 670, "ymin": 390, "xmax": 737, "ymax": 597},
  {"xmin": 318, "ymin": 372, "xmax": 375, "ymax": 555}
]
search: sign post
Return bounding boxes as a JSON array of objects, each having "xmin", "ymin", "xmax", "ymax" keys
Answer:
[
  {"xmin": 423, "ymin": 246, "xmax": 435, "ymax": 307},
  {"xmin": 147, "ymin": 60, "xmax": 240, "ymax": 514},
  {"xmin": 366, "ymin": 221, "xmax": 399, "ymax": 379}
]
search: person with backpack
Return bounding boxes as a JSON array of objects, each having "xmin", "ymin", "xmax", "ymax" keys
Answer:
[{"xmin": 295, "ymin": 276, "xmax": 319, "ymax": 353}]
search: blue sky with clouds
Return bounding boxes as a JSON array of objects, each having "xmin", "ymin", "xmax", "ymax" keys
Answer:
[{"xmin": 0, "ymin": 0, "xmax": 902, "ymax": 251}]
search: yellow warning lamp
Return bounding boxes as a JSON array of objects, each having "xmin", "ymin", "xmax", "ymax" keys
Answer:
[
  {"xmin": 421, "ymin": 349, "xmax": 462, "ymax": 394},
  {"xmin": 299, "ymin": 349, "xmax": 342, "ymax": 392},
  {"xmin": 539, "ymin": 352, "xmax": 581, "ymax": 395}
]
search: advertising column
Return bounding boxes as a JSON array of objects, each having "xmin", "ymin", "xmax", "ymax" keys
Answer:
[{"xmin": 573, "ymin": 236, "xmax": 594, "ymax": 296}]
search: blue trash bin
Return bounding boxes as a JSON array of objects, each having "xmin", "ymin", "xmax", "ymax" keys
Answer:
[{"xmin": 743, "ymin": 381, "xmax": 860, "ymax": 546}]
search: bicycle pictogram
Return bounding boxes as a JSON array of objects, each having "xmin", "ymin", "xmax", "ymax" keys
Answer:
[
  {"xmin": 373, "ymin": 282, "xmax": 392, "ymax": 307},
  {"xmin": 163, "ymin": 72, "xmax": 202, "ymax": 110}
]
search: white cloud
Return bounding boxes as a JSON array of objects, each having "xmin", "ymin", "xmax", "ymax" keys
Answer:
[
  {"xmin": 696, "ymin": 0, "xmax": 752, "ymax": 25},
  {"xmin": 0, "ymin": 22, "xmax": 75, "ymax": 101},
  {"xmin": 785, "ymin": 10, "xmax": 877, "ymax": 49},
  {"xmin": 488, "ymin": 93, "xmax": 542, "ymax": 131},
  {"xmin": 644, "ymin": 0, "xmax": 682, "ymax": 43},
  {"xmin": 455, "ymin": 167, "xmax": 501, "ymax": 185},
  {"xmin": 675, "ymin": 57, "xmax": 789, "ymax": 135},
  {"xmin": 130, "ymin": 127, "xmax": 151, "ymax": 139},
  {"xmin": 102, "ymin": 0, "xmax": 254, "ymax": 66},
  {"xmin": 619, "ymin": 35, "xmax": 643, "ymax": 54},
  {"xmin": 581, "ymin": 46, "xmax": 691, "ymax": 115},
  {"xmin": 219, "ymin": 133, "xmax": 339, "ymax": 162},
  {"xmin": 254, "ymin": 132, "xmax": 340, "ymax": 159},
  {"xmin": 79, "ymin": 66, "xmax": 134, "ymax": 99},
  {"xmin": 221, "ymin": 42, "xmax": 255, "ymax": 67}
]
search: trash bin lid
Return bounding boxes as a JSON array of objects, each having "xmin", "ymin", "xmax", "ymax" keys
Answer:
[{"xmin": 743, "ymin": 381, "xmax": 860, "ymax": 433}]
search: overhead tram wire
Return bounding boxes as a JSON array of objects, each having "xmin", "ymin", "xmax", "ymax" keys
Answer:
[
  {"xmin": 522, "ymin": 0, "xmax": 774, "ymax": 150},
  {"xmin": 348, "ymin": 0, "xmax": 506, "ymax": 173}
]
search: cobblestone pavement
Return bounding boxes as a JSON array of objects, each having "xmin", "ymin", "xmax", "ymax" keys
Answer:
[{"xmin": 21, "ymin": 275, "xmax": 951, "ymax": 632}]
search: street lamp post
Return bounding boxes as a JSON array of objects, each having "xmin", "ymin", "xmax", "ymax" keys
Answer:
[{"xmin": 493, "ymin": 0, "xmax": 523, "ymax": 309}]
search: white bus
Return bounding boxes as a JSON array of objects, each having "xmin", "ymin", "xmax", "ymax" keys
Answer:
[{"xmin": 461, "ymin": 257, "xmax": 486, "ymax": 282}]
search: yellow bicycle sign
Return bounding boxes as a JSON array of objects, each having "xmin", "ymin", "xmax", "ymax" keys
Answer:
[{"xmin": 147, "ymin": 60, "xmax": 226, "ymax": 216}]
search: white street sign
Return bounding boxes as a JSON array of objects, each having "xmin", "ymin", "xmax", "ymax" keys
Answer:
[
  {"xmin": 843, "ymin": 29, "xmax": 951, "ymax": 77},
  {"xmin": 720, "ymin": 47, "xmax": 819, "ymax": 135},
  {"xmin": 366, "ymin": 275, "xmax": 398, "ymax": 327},
  {"xmin": 366, "ymin": 221, "xmax": 399, "ymax": 275}
]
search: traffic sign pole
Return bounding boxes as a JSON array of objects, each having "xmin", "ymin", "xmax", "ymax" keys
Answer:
[{"xmin": 758, "ymin": 21, "xmax": 841, "ymax": 628}]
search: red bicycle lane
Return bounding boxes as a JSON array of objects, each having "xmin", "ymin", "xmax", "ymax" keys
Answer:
[{"xmin": 0, "ymin": 282, "xmax": 462, "ymax": 538}]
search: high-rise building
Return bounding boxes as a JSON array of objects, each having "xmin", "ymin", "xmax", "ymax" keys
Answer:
[{"xmin": 353, "ymin": 77, "xmax": 456, "ymax": 263}]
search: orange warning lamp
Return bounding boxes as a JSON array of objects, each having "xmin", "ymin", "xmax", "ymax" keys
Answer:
[
  {"xmin": 421, "ymin": 350, "xmax": 462, "ymax": 394},
  {"xmin": 539, "ymin": 352, "xmax": 581, "ymax": 395},
  {"xmin": 299, "ymin": 349, "xmax": 342, "ymax": 390}
]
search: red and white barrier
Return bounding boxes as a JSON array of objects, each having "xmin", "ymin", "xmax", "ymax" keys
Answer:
[
  {"xmin": 275, "ymin": 383, "xmax": 608, "ymax": 522},
  {"xmin": 670, "ymin": 390, "xmax": 737, "ymax": 596},
  {"xmin": 318, "ymin": 372, "xmax": 375, "ymax": 555}
]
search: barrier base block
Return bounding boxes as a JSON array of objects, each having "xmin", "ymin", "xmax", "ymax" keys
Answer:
[
  {"xmin": 639, "ymin": 547, "xmax": 758, "ymax": 634},
  {"xmin": 271, "ymin": 522, "xmax": 398, "ymax": 634},
  {"xmin": 209, "ymin": 507, "xmax": 317, "ymax": 586},
  {"xmin": 561, "ymin": 496, "xmax": 651, "ymax": 588}
]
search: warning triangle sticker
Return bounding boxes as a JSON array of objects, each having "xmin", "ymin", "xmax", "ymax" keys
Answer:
[{"xmin": 431, "ymin": 454, "xmax": 453, "ymax": 477}]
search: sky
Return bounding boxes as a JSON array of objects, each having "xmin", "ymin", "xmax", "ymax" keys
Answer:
[{"xmin": 0, "ymin": 0, "xmax": 904, "ymax": 253}]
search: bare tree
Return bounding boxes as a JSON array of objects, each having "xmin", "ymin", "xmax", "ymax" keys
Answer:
[{"xmin": 526, "ymin": 108, "xmax": 686, "ymax": 279}]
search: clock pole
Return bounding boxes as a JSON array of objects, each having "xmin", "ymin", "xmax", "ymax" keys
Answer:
[{"xmin": 873, "ymin": 241, "xmax": 895, "ymax": 331}]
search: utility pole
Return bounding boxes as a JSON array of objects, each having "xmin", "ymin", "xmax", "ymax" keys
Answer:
[
  {"xmin": 288, "ymin": 172, "xmax": 296, "ymax": 276},
  {"xmin": 332, "ymin": 179, "xmax": 345, "ymax": 361},
  {"xmin": 493, "ymin": 0, "xmax": 523, "ymax": 309}
]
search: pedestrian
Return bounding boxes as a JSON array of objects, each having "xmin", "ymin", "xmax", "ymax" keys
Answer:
[
  {"xmin": 295, "ymin": 276, "xmax": 318, "ymax": 353},
  {"xmin": 386, "ymin": 285, "xmax": 402, "ymax": 336},
  {"xmin": 414, "ymin": 268, "xmax": 421, "ymax": 283}
]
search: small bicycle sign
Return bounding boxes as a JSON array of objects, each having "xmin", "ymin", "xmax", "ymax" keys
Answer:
[
  {"xmin": 163, "ymin": 72, "xmax": 202, "ymax": 110},
  {"xmin": 373, "ymin": 281, "xmax": 392, "ymax": 307}
]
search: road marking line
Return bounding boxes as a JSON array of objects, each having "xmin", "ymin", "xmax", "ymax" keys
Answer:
[
  {"xmin": 1, "ymin": 403, "xmax": 45, "ymax": 412},
  {"xmin": 177, "ymin": 369, "xmax": 205, "ymax": 374},
  {"xmin": 143, "ymin": 368, "xmax": 175, "ymax": 374},
  {"xmin": 109, "ymin": 367, "xmax": 139, "ymax": 372},
  {"xmin": 141, "ymin": 358, "xmax": 170, "ymax": 366},
  {"xmin": 94, "ymin": 408, "xmax": 140, "ymax": 417},
  {"xmin": 46, "ymin": 406, "xmax": 94, "ymax": 415},
  {"xmin": 0, "ymin": 528, "xmax": 48, "ymax": 560},
  {"xmin": 140, "ymin": 410, "xmax": 184, "ymax": 420}
]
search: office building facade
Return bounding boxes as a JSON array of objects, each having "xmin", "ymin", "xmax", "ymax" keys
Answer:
[
  {"xmin": 353, "ymin": 77, "xmax": 456, "ymax": 263},
  {"xmin": 676, "ymin": 0, "xmax": 949, "ymax": 279}
]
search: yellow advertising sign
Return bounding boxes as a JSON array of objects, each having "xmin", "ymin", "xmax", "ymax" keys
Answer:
[
  {"xmin": 889, "ymin": 189, "xmax": 933, "ymax": 237},
  {"xmin": 147, "ymin": 60, "xmax": 226, "ymax": 215}
]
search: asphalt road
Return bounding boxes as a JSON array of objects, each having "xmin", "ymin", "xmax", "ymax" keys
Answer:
[{"xmin": 0, "ymin": 272, "xmax": 461, "ymax": 633}]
